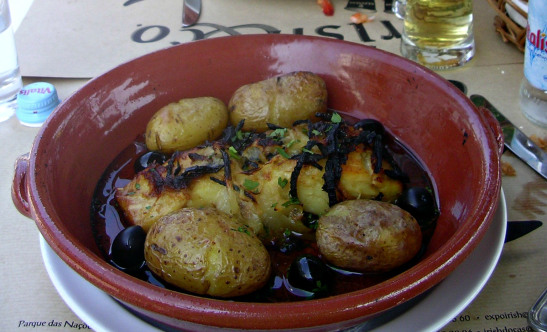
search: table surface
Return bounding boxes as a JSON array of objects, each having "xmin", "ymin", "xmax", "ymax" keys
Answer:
[{"xmin": 2, "ymin": 0, "xmax": 547, "ymax": 331}]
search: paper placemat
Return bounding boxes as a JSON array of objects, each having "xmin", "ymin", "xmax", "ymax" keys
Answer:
[{"xmin": 15, "ymin": 0, "xmax": 523, "ymax": 78}]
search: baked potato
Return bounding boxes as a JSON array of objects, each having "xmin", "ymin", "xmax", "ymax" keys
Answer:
[
  {"xmin": 316, "ymin": 199, "xmax": 422, "ymax": 272},
  {"xmin": 228, "ymin": 71, "xmax": 328, "ymax": 132},
  {"xmin": 144, "ymin": 207, "xmax": 271, "ymax": 298},
  {"xmin": 145, "ymin": 97, "xmax": 229, "ymax": 153}
]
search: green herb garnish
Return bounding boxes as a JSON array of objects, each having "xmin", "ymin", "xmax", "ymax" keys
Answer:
[
  {"xmin": 231, "ymin": 226, "xmax": 251, "ymax": 236},
  {"xmin": 276, "ymin": 147, "xmax": 290, "ymax": 158},
  {"xmin": 278, "ymin": 177, "xmax": 288, "ymax": 188},
  {"xmin": 282, "ymin": 196, "xmax": 301, "ymax": 207},
  {"xmin": 268, "ymin": 128, "xmax": 287, "ymax": 139},
  {"xmin": 228, "ymin": 146, "xmax": 241, "ymax": 160},
  {"xmin": 286, "ymin": 139, "xmax": 299, "ymax": 148},
  {"xmin": 232, "ymin": 129, "xmax": 249, "ymax": 142},
  {"xmin": 243, "ymin": 179, "xmax": 259, "ymax": 191},
  {"xmin": 331, "ymin": 113, "xmax": 342, "ymax": 123}
]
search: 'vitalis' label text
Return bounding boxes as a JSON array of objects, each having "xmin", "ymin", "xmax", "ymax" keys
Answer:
[{"xmin": 526, "ymin": 27, "xmax": 546, "ymax": 53}]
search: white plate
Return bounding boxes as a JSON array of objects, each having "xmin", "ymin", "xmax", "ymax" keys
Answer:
[{"xmin": 40, "ymin": 191, "xmax": 507, "ymax": 332}]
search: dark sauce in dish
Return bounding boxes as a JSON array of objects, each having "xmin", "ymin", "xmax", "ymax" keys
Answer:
[{"xmin": 91, "ymin": 119, "xmax": 438, "ymax": 303}]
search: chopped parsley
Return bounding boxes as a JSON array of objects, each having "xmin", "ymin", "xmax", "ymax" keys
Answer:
[
  {"xmin": 277, "ymin": 177, "xmax": 288, "ymax": 188},
  {"xmin": 228, "ymin": 146, "xmax": 241, "ymax": 160},
  {"xmin": 235, "ymin": 130, "xmax": 248, "ymax": 141},
  {"xmin": 282, "ymin": 196, "xmax": 301, "ymax": 207},
  {"xmin": 268, "ymin": 128, "xmax": 287, "ymax": 139},
  {"xmin": 231, "ymin": 225, "xmax": 251, "ymax": 235},
  {"xmin": 286, "ymin": 139, "xmax": 300, "ymax": 148},
  {"xmin": 276, "ymin": 147, "xmax": 290, "ymax": 158},
  {"xmin": 243, "ymin": 179, "xmax": 259, "ymax": 191}
]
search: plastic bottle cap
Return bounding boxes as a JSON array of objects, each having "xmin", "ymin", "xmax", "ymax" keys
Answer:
[{"xmin": 16, "ymin": 82, "xmax": 60, "ymax": 127}]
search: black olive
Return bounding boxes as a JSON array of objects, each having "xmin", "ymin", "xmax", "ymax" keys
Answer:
[
  {"xmin": 287, "ymin": 255, "xmax": 332, "ymax": 298},
  {"xmin": 110, "ymin": 225, "xmax": 146, "ymax": 270},
  {"xmin": 302, "ymin": 212, "xmax": 319, "ymax": 230},
  {"xmin": 134, "ymin": 151, "xmax": 167, "ymax": 173},
  {"xmin": 278, "ymin": 233, "xmax": 304, "ymax": 254},
  {"xmin": 396, "ymin": 187, "xmax": 437, "ymax": 227}
]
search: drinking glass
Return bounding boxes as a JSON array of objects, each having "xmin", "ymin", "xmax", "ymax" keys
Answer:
[
  {"xmin": 0, "ymin": 0, "xmax": 23, "ymax": 122},
  {"xmin": 400, "ymin": 0, "xmax": 475, "ymax": 70},
  {"xmin": 392, "ymin": 0, "xmax": 406, "ymax": 19}
]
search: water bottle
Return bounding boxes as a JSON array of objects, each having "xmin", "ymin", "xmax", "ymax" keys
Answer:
[
  {"xmin": 0, "ymin": 0, "xmax": 23, "ymax": 122},
  {"xmin": 519, "ymin": 0, "xmax": 547, "ymax": 127}
]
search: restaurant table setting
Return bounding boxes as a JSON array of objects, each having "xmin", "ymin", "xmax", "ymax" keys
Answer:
[{"xmin": 1, "ymin": 0, "xmax": 546, "ymax": 331}]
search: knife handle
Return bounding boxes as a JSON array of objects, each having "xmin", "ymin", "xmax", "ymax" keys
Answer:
[{"xmin": 477, "ymin": 106, "xmax": 505, "ymax": 156}]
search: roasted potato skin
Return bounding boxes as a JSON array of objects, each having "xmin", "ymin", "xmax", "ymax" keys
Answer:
[
  {"xmin": 228, "ymin": 72, "xmax": 328, "ymax": 132},
  {"xmin": 145, "ymin": 97, "xmax": 229, "ymax": 153},
  {"xmin": 316, "ymin": 199, "xmax": 422, "ymax": 273},
  {"xmin": 144, "ymin": 207, "xmax": 271, "ymax": 298}
]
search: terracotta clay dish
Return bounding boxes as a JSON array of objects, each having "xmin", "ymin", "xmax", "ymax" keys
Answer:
[{"xmin": 12, "ymin": 34, "xmax": 503, "ymax": 331}]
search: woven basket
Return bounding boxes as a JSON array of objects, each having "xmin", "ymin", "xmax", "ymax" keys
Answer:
[{"xmin": 486, "ymin": 0, "xmax": 528, "ymax": 52}]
